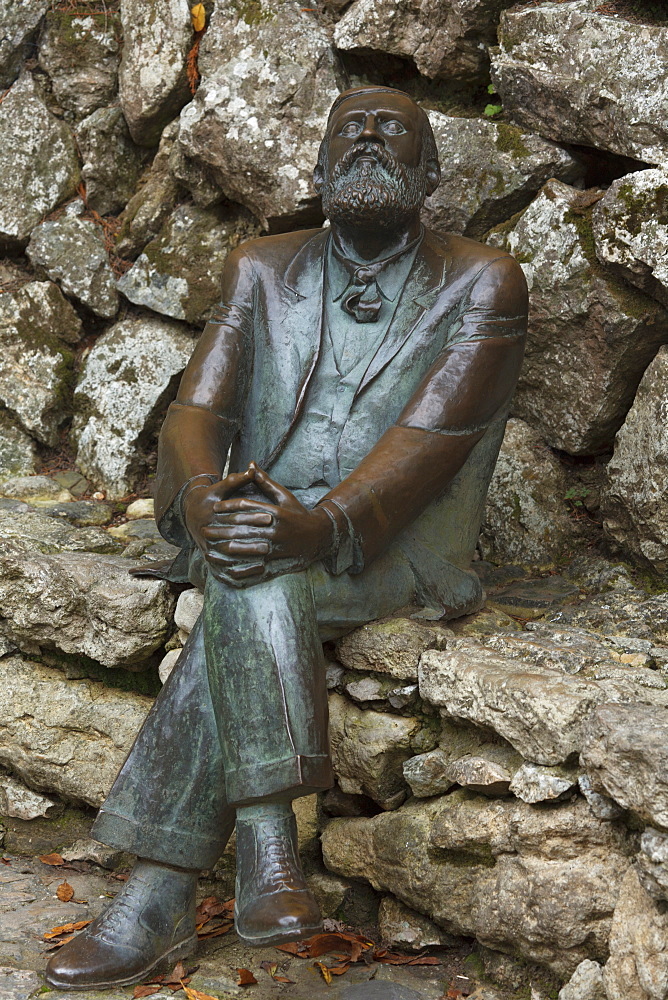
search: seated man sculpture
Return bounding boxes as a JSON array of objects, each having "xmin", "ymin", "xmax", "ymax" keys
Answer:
[{"xmin": 46, "ymin": 85, "xmax": 528, "ymax": 990}]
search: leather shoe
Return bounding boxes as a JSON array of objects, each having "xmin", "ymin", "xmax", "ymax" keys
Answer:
[
  {"xmin": 235, "ymin": 803, "xmax": 322, "ymax": 947},
  {"xmin": 45, "ymin": 859, "xmax": 198, "ymax": 991}
]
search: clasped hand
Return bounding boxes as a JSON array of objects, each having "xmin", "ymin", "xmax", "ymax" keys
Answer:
[{"xmin": 183, "ymin": 462, "xmax": 334, "ymax": 587}]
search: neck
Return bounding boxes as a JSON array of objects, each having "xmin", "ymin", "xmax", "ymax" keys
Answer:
[{"xmin": 330, "ymin": 216, "xmax": 422, "ymax": 263}]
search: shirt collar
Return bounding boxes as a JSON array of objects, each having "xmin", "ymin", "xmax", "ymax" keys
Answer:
[{"xmin": 327, "ymin": 228, "xmax": 423, "ymax": 304}]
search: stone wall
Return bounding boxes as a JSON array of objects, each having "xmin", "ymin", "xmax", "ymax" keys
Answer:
[{"xmin": 0, "ymin": 1, "xmax": 667, "ymax": 997}]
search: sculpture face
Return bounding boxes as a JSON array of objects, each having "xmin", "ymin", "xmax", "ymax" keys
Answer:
[{"xmin": 318, "ymin": 92, "xmax": 431, "ymax": 230}]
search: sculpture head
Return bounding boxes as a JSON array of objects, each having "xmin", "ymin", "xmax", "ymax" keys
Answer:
[{"xmin": 314, "ymin": 86, "xmax": 441, "ymax": 232}]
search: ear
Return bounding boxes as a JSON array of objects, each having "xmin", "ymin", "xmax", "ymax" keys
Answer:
[
  {"xmin": 425, "ymin": 159, "xmax": 440, "ymax": 197},
  {"xmin": 313, "ymin": 161, "xmax": 324, "ymax": 194}
]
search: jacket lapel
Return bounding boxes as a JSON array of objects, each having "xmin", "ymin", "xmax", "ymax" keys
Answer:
[
  {"xmin": 357, "ymin": 230, "xmax": 445, "ymax": 395},
  {"xmin": 263, "ymin": 229, "xmax": 328, "ymax": 467}
]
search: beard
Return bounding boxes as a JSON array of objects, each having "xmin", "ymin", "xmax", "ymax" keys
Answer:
[{"xmin": 320, "ymin": 142, "xmax": 427, "ymax": 231}]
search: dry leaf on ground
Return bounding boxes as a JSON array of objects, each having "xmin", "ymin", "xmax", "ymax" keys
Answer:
[
  {"xmin": 44, "ymin": 919, "xmax": 91, "ymax": 940},
  {"xmin": 315, "ymin": 961, "xmax": 333, "ymax": 984},
  {"xmin": 39, "ymin": 852, "xmax": 65, "ymax": 866},
  {"xmin": 56, "ymin": 881, "xmax": 74, "ymax": 902},
  {"xmin": 182, "ymin": 985, "xmax": 219, "ymax": 1000},
  {"xmin": 237, "ymin": 968, "xmax": 258, "ymax": 985},
  {"xmin": 133, "ymin": 987, "xmax": 162, "ymax": 999}
]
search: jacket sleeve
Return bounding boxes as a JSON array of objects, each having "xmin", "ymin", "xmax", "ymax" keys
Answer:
[
  {"xmin": 154, "ymin": 246, "xmax": 255, "ymax": 547},
  {"xmin": 318, "ymin": 254, "xmax": 529, "ymax": 572}
]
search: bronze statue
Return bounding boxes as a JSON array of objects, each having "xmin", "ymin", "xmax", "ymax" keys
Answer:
[{"xmin": 46, "ymin": 86, "xmax": 528, "ymax": 990}]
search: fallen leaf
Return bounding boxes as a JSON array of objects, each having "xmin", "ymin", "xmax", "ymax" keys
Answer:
[
  {"xmin": 196, "ymin": 922, "xmax": 233, "ymax": 939},
  {"xmin": 1, "ymin": 857, "xmax": 10, "ymax": 865},
  {"xmin": 182, "ymin": 985, "xmax": 220, "ymax": 1000},
  {"xmin": 44, "ymin": 934, "xmax": 74, "ymax": 951},
  {"xmin": 44, "ymin": 919, "xmax": 91, "ymax": 940},
  {"xmin": 259, "ymin": 960, "xmax": 294, "ymax": 983},
  {"xmin": 190, "ymin": 3, "xmax": 206, "ymax": 30},
  {"xmin": 39, "ymin": 852, "xmax": 65, "ymax": 866},
  {"xmin": 133, "ymin": 987, "xmax": 162, "ymax": 999},
  {"xmin": 314, "ymin": 961, "xmax": 333, "ymax": 985},
  {"xmin": 56, "ymin": 881, "xmax": 74, "ymax": 902},
  {"xmin": 237, "ymin": 968, "xmax": 257, "ymax": 986}
]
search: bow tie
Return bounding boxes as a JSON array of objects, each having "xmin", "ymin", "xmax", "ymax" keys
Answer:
[{"xmin": 332, "ymin": 231, "xmax": 424, "ymax": 324}]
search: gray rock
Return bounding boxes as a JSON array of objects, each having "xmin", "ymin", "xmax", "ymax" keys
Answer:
[
  {"xmin": 27, "ymin": 209, "xmax": 118, "ymax": 318},
  {"xmin": 73, "ymin": 313, "xmax": 195, "ymax": 498},
  {"xmin": 603, "ymin": 867, "xmax": 668, "ymax": 1000},
  {"xmin": 323, "ymin": 792, "xmax": 635, "ymax": 975},
  {"xmin": 344, "ymin": 675, "xmax": 393, "ymax": 704},
  {"xmin": 158, "ymin": 647, "xmax": 181, "ymax": 684},
  {"xmin": 334, "ymin": 0, "xmax": 516, "ymax": 82},
  {"xmin": 487, "ymin": 179, "xmax": 668, "ymax": 455},
  {"xmin": 119, "ymin": 0, "xmax": 192, "ymax": 146},
  {"xmin": 174, "ymin": 588, "xmax": 204, "ymax": 633},
  {"xmin": 387, "ymin": 685, "xmax": 419, "ymax": 710},
  {"xmin": 419, "ymin": 641, "xmax": 668, "ymax": 766},
  {"xmin": 602, "ymin": 346, "xmax": 668, "ymax": 573},
  {"xmin": 403, "ymin": 749, "xmax": 455, "ymax": 798},
  {"xmin": 491, "ymin": 0, "xmax": 668, "ymax": 166},
  {"xmin": 558, "ymin": 960, "xmax": 605, "ymax": 1000},
  {"xmin": 0, "ymin": 281, "xmax": 81, "ymax": 445},
  {"xmin": 76, "ymin": 106, "xmax": 148, "ymax": 217},
  {"xmin": 0, "ymin": 411, "xmax": 36, "ymax": 477},
  {"xmin": 176, "ymin": 2, "xmax": 343, "ymax": 228},
  {"xmin": 637, "ymin": 827, "xmax": 668, "ymax": 903},
  {"xmin": 0, "ymin": 74, "xmax": 79, "ymax": 247},
  {"xmin": 0, "ymin": 474, "xmax": 71, "ymax": 503},
  {"xmin": 378, "ymin": 896, "xmax": 449, "ymax": 952},
  {"xmin": 423, "ymin": 113, "xmax": 582, "ymax": 239},
  {"xmin": 37, "ymin": 10, "xmax": 120, "ymax": 119},
  {"xmin": 478, "ymin": 419, "xmax": 582, "ymax": 567},
  {"xmin": 118, "ymin": 202, "xmax": 260, "ymax": 324},
  {"xmin": 0, "ymin": 548, "xmax": 175, "ymax": 668},
  {"xmin": 445, "ymin": 756, "xmax": 512, "ymax": 796},
  {"xmin": 578, "ymin": 774, "xmax": 624, "ymax": 821},
  {"xmin": 341, "ymin": 984, "xmax": 425, "ymax": 1000},
  {"xmin": 335, "ymin": 617, "xmax": 446, "ymax": 682},
  {"xmin": 0, "ymin": 1, "xmax": 47, "ymax": 90},
  {"xmin": 115, "ymin": 120, "xmax": 183, "ymax": 258},
  {"xmin": 581, "ymin": 703, "xmax": 668, "ymax": 830},
  {"xmin": 509, "ymin": 764, "xmax": 577, "ymax": 804},
  {"xmin": 328, "ymin": 692, "xmax": 425, "ymax": 810},
  {"xmin": 0, "ymin": 655, "xmax": 152, "ymax": 806},
  {"xmin": 61, "ymin": 837, "xmax": 124, "ymax": 869},
  {"xmin": 593, "ymin": 167, "xmax": 668, "ymax": 309},
  {"xmin": 0, "ymin": 967, "xmax": 42, "ymax": 1000},
  {"xmin": 44, "ymin": 501, "xmax": 113, "ymax": 528},
  {"xmin": 0, "ymin": 772, "xmax": 57, "ymax": 820}
]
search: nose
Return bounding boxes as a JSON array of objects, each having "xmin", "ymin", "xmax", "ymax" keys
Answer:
[{"xmin": 357, "ymin": 113, "xmax": 384, "ymax": 144}]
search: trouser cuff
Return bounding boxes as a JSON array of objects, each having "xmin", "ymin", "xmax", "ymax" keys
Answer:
[
  {"xmin": 91, "ymin": 808, "xmax": 232, "ymax": 872},
  {"xmin": 226, "ymin": 754, "xmax": 334, "ymax": 807}
]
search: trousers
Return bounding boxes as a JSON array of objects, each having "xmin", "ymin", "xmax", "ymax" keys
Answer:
[{"xmin": 90, "ymin": 546, "xmax": 442, "ymax": 870}]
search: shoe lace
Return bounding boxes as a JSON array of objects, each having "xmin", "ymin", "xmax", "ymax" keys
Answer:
[
  {"xmin": 262, "ymin": 834, "xmax": 298, "ymax": 891},
  {"xmin": 93, "ymin": 878, "xmax": 147, "ymax": 941}
]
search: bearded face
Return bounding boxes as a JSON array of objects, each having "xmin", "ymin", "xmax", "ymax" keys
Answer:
[{"xmin": 320, "ymin": 141, "xmax": 428, "ymax": 231}]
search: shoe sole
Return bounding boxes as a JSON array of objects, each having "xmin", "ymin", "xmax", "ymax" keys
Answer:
[
  {"xmin": 236, "ymin": 920, "xmax": 324, "ymax": 948},
  {"xmin": 44, "ymin": 932, "xmax": 198, "ymax": 991}
]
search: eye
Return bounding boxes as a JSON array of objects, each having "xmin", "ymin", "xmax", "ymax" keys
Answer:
[
  {"xmin": 381, "ymin": 120, "xmax": 407, "ymax": 135},
  {"xmin": 340, "ymin": 120, "xmax": 363, "ymax": 137}
]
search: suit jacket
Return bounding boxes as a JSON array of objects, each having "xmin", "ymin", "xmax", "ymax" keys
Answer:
[{"xmin": 154, "ymin": 225, "xmax": 528, "ymax": 611}]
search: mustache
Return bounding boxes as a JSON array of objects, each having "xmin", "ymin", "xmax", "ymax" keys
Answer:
[{"xmin": 332, "ymin": 142, "xmax": 405, "ymax": 183}]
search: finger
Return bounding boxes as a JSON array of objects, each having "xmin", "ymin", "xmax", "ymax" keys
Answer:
[
  {"xmin": 212, "ymin": 498, "xmax": 276, "ymax": 515},
  {"xmin": 209, "ymin": 512, "xmax": 274, "ymax": 526},
  {"xmin": 213, "ymin": 540, "xmax": 271, "ymax": 557},
  {"xmin": 202, "ymin": 524, "xmax": 273, "ymax": 541},
  {"xmin": 210, "ymin": 468, "xmax": 256, "ymax": 502},
  {"xmin": 251, "ymin": 466, "xmax": 302, "ymax": 508}
]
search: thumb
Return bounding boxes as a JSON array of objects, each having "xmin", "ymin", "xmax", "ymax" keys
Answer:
[{"xmin": 251, "ymin": 464, "xmax": 303, "ymax": 509}]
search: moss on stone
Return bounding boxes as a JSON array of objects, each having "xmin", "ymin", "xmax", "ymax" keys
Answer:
[
  {"xmin": 230, "ymin": 0, "xmax": 278, "ymax": 26},
  {"xmin": 482, "ymin": 206, "xmax": 526, "ymax": 246},
  {"xmin": 494, "ymin": 122, "xmax": 531, "ymax": 159}
]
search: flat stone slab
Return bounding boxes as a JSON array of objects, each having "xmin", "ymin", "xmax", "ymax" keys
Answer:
[{"xmin": 342, "ymin": 984, "xmax": 428, "ymax": 998}]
